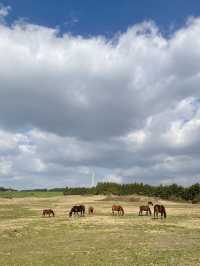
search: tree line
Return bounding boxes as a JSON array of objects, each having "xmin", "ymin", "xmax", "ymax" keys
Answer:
[
  {"xmin": 1, "ymin": 182, "xmax": 200, "ymax": 202},
  {"xmin": 63, "ymin": 182, "xmax": 200, "ymax": 203}
]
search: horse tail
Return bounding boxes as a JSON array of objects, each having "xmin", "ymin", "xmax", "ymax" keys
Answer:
[
  {"xmin": 52, "ymin": 210, "xmax": 55, "ymax": 217},
  {"xmin": 163, "ymin": 206, "xmax": 167, "ymax": 218},
  {"xmin": 121, "ymin": 207, "xmax": 124, "ymax": 216}
]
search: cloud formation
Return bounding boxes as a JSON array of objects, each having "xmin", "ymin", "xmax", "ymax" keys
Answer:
[{"xmin": 1, "ymin": 10, "xmax": 200, "ymax": 188}]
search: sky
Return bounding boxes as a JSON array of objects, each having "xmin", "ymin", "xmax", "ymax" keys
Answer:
[{"xmin": 1, "ymin": 1, "xmax": 200, "ymax": 189}]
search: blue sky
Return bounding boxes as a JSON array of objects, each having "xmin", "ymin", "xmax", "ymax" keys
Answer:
[
  {"xmin": 2, "ymin": 0, "xmax": 200, "ymax": 37},
  {"xmin": 1, "ymin": 1, "xmax": 200, "ymax": 189}
]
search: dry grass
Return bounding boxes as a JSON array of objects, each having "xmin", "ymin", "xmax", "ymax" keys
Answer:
[{"xmin": 0, "ymin": 194, "xmax": 200, "ymax": 265}]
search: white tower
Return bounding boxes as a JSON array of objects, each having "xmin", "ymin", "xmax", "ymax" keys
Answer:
[{"xmin": 91, "ymin": 170, "xmax": 95, "ymax": 187}]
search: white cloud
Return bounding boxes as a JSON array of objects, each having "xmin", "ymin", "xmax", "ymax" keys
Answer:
[
  {"xmin": 0, "ymin": 4, "xmax": 10, "ymax": 21},
  {"xmin": 1, "ymin": 15, "xmax": 200, "ymax": 187},
  {"xmin": 0, "ymin": 158, "xmax": 12, "ymax": 176},
  {"xmin": 104, "ymin": 174, "xmax": 122, "ymax": 184}
]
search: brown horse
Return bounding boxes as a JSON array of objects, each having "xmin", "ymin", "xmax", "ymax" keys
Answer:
[
  {"xmin": 88, "ymin": 206, "xmax": 94, "ymax": 214},
  {"xmin": 139, "ymin": 202, "xmax": 153, "ymax": 216},
  {"xmin": 139, "ymin": 205, "xmax": 152, "ymax": 216},
  {"xmin": 42, "ymin": 209, "xmax": 55, "ymax": 217},
  {"xmin": 69, "ymin": 205, "xmax": 85, "ymax": 217},
  {"xmin": 112, "ymin": 205, "xmax": 124, "ymax": 216},
  {"xmin": 154, "ymin": 204, "xmax": 166, "ymax": 219}
]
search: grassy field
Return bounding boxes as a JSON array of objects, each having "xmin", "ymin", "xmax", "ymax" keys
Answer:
[
  {"xmin": 0, "ymin": 191, "xmax": 63, "ymax": 198},
  {"xmin": 0, "ymin": 194, "xmax": 200, "ymax": 266}
]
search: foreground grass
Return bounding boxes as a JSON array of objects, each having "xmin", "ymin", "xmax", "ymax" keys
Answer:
[{"xmin": 0, "ymin": 195, "xmax": 200, "ymax": 265}]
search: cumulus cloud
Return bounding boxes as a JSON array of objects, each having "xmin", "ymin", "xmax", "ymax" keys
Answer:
[
  {"xmin": 0, "ymin": 4, "xmax": 10, "ymax": 21},
  {"xmin": 0, "ymin": 12, "xmax": 200, "ymax": 188}
]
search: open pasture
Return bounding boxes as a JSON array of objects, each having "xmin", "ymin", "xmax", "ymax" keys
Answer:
[{"xmin": 0, "ymin": 195, "xmax": 200, "ymax": 266}]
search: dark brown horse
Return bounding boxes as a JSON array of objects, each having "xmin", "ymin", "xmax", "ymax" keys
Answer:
[
  {"xmin": 42, "ymin": 209, "xmax": 55, "ymax": 217},
  {"xmin": 112, "ymin": 205, "xmax": 124, "ymax": 216},
  {"xmin": 88, "ymin": 206, "xmax": 94, "ymax": 215},
  {"xmin": 69, "ymin": 205, "xmax": 85, "ymax": 217},
  {"xmin": 154, "ymin": 204, "xmax": 166, "ymax": 219}
]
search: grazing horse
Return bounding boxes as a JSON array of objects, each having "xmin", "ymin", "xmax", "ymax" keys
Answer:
[
  {"xmin": 88, "ymin": 206, "xmax": 94, "ymax": 215},
  {"xmin": 69, "ymin": 205, "xmax": 85, "ymax": 217},
  {"xmin": 154, "ymin": 204, "xmax": 167, "ymax": 219},
  {"xmin": 42, "ymin": 209, "xmax": 55, "ymax": 217},
  {"xmin": 138, "ymin": 205, "xmax": 152, "ymax": 216},
  {"xmin": 112, "ymin": 205, "xmax": 124, "ymax": 216},
  {"xmin": 139, "ymin": 202, "xmax": 153, "ymax": 216}
]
